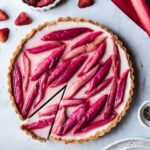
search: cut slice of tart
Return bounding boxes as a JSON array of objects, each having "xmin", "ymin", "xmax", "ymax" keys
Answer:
[{"xmin": 8, "ymin": 17, "xmax": 134, "ymax": 143}]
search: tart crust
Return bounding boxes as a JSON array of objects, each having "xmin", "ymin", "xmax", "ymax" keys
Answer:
[{"xmin": 7, "ymin": 17, "xmax": 134, "ymax": 143}]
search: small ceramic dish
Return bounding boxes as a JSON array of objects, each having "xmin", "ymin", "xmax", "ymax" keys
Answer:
[
  {"xmin": 138, "ymin": 101, "xmax": 150, "ymax": 128},
  {"xmin": 21, "ymin": 0, "xmax": 61, "ymax": 11}
]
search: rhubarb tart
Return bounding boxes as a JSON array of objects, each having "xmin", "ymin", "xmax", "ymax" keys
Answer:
[{"xmin": 8, "ymin": 17, "xmax": 134, "ymax": 143}]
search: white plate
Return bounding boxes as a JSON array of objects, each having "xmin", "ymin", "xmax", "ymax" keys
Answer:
[{"xmin": 103, "ymin": 138, "xmax": 150, "ymax": 150}]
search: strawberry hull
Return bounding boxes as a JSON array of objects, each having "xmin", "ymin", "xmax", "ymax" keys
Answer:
[{"xmin": 42, "ymin": 27, "xmax": 92, "ymax": 41}]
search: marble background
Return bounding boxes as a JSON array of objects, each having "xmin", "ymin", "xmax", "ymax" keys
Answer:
[{"xmin": 0, "ymin": 0, "xmax": 150, "ymax": 149}]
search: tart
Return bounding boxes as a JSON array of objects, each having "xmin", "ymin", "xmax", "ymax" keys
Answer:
[{"xmin": 8, "ymin": 17, "xmax": 134, "ymax": 143}]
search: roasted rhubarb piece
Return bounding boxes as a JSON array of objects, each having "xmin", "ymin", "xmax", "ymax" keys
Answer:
[
  {"xmin": 86, "ymin": 57, "xmax": 112, "ymax": 93},
  {"xmin": 130, "ymin": 0, "xmax": 150, "ymax": 36},
  {"xmin": 112, "ymin": 40, "xmax": 120, "ymax": 79},
  {"xmin": 31, "ymin": 45, "xmax": 65, "ymax": 81},
  {"xmin": 48, "ymin": 60, "xmax": 71, "ymax": 85},
  {"xmin": 23, "ymin": 117, "xmax": 55, "ymax": 130},
  {"xmin": 62, "ymin": 103, "xmax": 89, "ymax": 135},
  {"xmin": 51, "ymin": 55, "xmax": 87, "ymax": 87},
  {"xmin": 78, "ymin": 39, "xmax": 106, "ymax": 76},
  {"xmin": 64, "ymin": 35, "xmax": 107, "ymax": 60},
  {"xmin": 22, "ymin": 52, "xmax": 30, "ymax": 91},
  {"xmin": 103, "ymin": 78, "xmax": 118, "ymax": 119},
  {"xmin": 74, "ymin": 95, "xmax": 108, "ymax": 133},
  {"xmin": 34, "ymin": 73, "xmax": 49, "ymax": 107},
  {"xmin": 13, "ymin": 62, "xmax": 24, "ymax": 110},
  {"xmin": 64, "ymin": 65, "xmax": 99, "ymax": 98},
  {"xmin": 78, "ymin": 0, "xmax": 94, "ymax": 8},
  {"xmin": 42, "ymin": 27, "xmax": 92, "ymax": 41},
  {"xmin": 26, "ymin": 42, "xmax": 63, "ymax": 54},
  {"xmin": 22, "ymin": 82, "xmax": 39, "ymax": 118},
  {"xmin": 87, "ymin": 77, "xmax": 113, "ymax": 98},
  {"xmin": 71, "ymin": 31, "xmax": 102, "ymax": 50},
  {"xmin": 52, "ymin": 107, "xmax": 66, "ymax": 135},
  {"xmin": 115, "ymin": 69, "xmax": 129, "ymax": 108},
  {"xmin": 38, "ymin": 103, "xmax": 59, "ymax": 117},
  {"xmin": 79, "ymin": 112, "xmax": 117, "ymax": 133}
]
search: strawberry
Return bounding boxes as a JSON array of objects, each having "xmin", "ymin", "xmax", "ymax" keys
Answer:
[
  {"xmin": 26, "ymin": 0, "xmax": 37, "ymax": 6},
  {"xmin": 37, "ymin": 0, "xmax": 54, "ymax": 7},
  {"xmin": 0, "ymin": 28, "xmax": 9, "ymax": 43},
  {"xmin": 15, "ymin": 12, "xmax": 32, "ymax": 26},
  {"xmin": 78, "ymin": 0, "xmax": 94, "ymax": 8},
  {"xmin": 0, "ymin": 9, "xmax": 8, "ymax": 21}
]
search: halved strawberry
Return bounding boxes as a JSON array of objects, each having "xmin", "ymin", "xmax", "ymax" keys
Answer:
[
  {"xmin": 15, "ymin": 12, "xmax": 32, "ymax": 26},
  {"xmin": 36, "ymin": 0, "xmax": 54, "ymax": 7},
  {"xmin": 0, "ymin": 28, "xmax": 9, "ymax": 43},
  {"xmin": 78, "ymin": 0, "xmax": 94, "ymax": 8},
  {"xmin": 0, "ymin": 9, "xmax": 8, "ymax": 21}
]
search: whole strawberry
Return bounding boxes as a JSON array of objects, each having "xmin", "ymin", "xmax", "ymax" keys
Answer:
[
  {"xmin": 0, "ymin": 9, "xmax": 8, "ymax": 21},
  {"xmin": 0, "ymin": 28, "xmax": 9, "ymax": 43},
  {"xmin": 15, "ymin": 12, "xmax": 32, "ymax": 26},
  {"xmin": 78, "ymin": 0, "xmax": 94, "ymax": 8}
]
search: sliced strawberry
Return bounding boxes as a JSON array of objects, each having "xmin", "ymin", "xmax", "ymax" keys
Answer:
[
  {"xmin": 31, "ymin": 45, "xmax": 65, "ymax": 81},
  {"xmin": 37, "ymin": 0, "xmax": 54, "ymax": 7},
  {"xmin": 74, "ymin": 95, "xmax": 107, "ymax": 133},
  {"xmin": 0, "ymin": 28, "xmax": 9, "ymax": 43},
  {"xmin": 22, "ymin": 52, "xmax": 31, "ymax": 91},
  {"xmin": 0, "ymin": 9, "xmax": 8, "ymax": 21},
  {"xmin": 42, "ymin": 27, "xmax": 92, "ymax": 41},
  {"xmin": 26, "ymin": 42, "xmax": 63, "ymax": 54},
  {"xmin": 15, "ymin": 12, "xmax": 32, "ymax": 26},
  {"xmin": 78, "ymin": 0, "xmax": 94, "ymax": 8},
  {"xmin": 115, "ymin": 69, "xmax": 129, "ymax": 108}
]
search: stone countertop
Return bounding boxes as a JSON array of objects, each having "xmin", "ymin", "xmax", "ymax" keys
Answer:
[{"xmin": 0, "ymin": 0, "xmax": 150, "ymax": 149}]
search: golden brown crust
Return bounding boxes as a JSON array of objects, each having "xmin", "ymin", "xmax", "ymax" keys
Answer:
[{"xmin": 7, "ymin": 17, "xmax": 134, "ymax": 143}]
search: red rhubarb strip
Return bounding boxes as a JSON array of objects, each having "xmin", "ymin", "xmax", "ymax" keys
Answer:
[
  {"xmin": 13, "ymin": 62, "xmax": 24, "ymax": 110},
  {"xmin": 51, "ymin": 55, "xmax": 87, "ymax": 87},
  {"xmin": 24, "ymin": 117, "xmax": 54, "ymax": 130},
  {"xmin": 22, "ymin": 52, "xmax": 31, "ymax": 91},
  {"xmin": 87, "ymin": 77, "xmax": 113, "ymax": 98},
  {"xmin": 26, "ymin": 42, "xmax": 63, "ymax": 54},
  {"xmin": 115, "ymin": 69, "xmax": 129, "ymax": 108},
  {"xmin": 74, "ymin": 95, "xmax": 108, "ymax": 133},
  {"xmin": 52, "ymin": 107, "xmax": 66, "ymax": 135},
  {"xmin": 103, "ymin": 78, "xmax": 118, "ymax": 119},
  {"xmin": 33, "ymin": 73, "xmax": 49, "ymax": 108},
  {"xmin": 62, "ymin": 103, "xmax": 89, "ymax": 135},
  {"xmin": 78, "ymin": 39, "xmax": 106, "ymax": 76},
  {"xmin": 22, "ymin": 82, "xmax": 39, "ymax": 118},
  {"xmin": 38, "ymin": 103, "xmax": 59, "ymax": 117},
  {"xmin": 42, "ymin": 27, "xmax": 93, "ymax": 41},
  {"xmin": 86, "ymin": 56, "xmax": 112, "ymax": 93},
  {"xmin": 31, "ymin": 45, "xmax": 65, "ymax": 81},
  {"xmin": 64, "ymin": 65, "xmax": 99, "ymax": 99},
  {"xmin": 79, "ymin": 112, "xmax": 117, "ymax": 133},
  {"xmin": 71, "ymin": 31, "xmax": 102, "ymax": 50},
  {"xmin": 112, "ymin": 40, "xmax": 120, "ymax": 79},
  {"xmin": 131, "ymin": 0, "xmax": 150, "ymax": 36},
  {"xmin": 47, "ymin": 60, "xmax": 71, "ymax": 85}
]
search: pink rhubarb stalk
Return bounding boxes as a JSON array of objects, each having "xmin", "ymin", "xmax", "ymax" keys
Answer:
[
  {"xmin": 42, "ymin": 27, "xmax": 93, "ymax": 41},
  {"xmin": 26, "ymin": 42, "xmax": 63, "ymax": 54},
  {"xmin": 51, "ymin": 55, "xmax": 87, "ymax": 87},
  {"xmin": 22, "ymin": 52, "xmax": 31, "ymax": 91},
  {"xmin": 115, "ymin": 69, "xmax": 129, "ymax": 108},
  {"xmin": 31, "ymin": 45, "xmax": 65, "ymax": 81},
  {"xmin": 74, "ymin": 95, "xmax": 108, "ymax": 133}
]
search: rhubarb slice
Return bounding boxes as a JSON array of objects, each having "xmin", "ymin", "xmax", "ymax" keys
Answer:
[
  {"xmin": 22, "ymin": 52, "xmax": 31, "ymax": 91},
  {"xmin": 115, "ymin": 69, "xmax": 129, "ymax": 108},
  {"xmin": 13, "ymin": 62, "xmax": 24, "ymax": 110},
  {"xmin": 87, "ymin": 77, "xmax": 113, "ymax": 98},
  {"xmin": 42, "ymin": 27, "xmax": 93, "ymax": 41},
  {"xmin": 74, "ymin": 95, "xmax": 108, "ymax": 133},
  {"xmin": 103, "ymin": 78, "xmax": 118, "ymax": 119},
  {"xmin": 26, "ymin": 42, "xmax": 63, "ymax": 54},
  {"xmin": 86, "ymin": 57, "xmax": 112, "ymax": 93},
  {"xmin": 31, "ymin": 45, "xmax": 65, "ymax": 81},
  {"xmin": 51, "ymin": 55, "xmax": 87, "ymax": 87},
  {"xmin": 71, "ymin": 31, "xmax": 102, "ymax": 50}
]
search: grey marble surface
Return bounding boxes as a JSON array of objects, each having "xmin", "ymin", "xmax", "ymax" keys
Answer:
[{"xmin": 0, "ymin": 0, "xmax": 150, "ymax": 150}]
